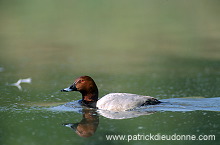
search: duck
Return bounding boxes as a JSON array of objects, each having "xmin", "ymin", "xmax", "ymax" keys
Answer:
[{"xmin": 61, "ymin": 76, "xmax": 161, "ymax": 111}]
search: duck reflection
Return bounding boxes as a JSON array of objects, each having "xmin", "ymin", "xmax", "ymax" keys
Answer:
[
  {"xmin": 62, "ymin": 109, "xmax": 99, "ymax": 138},
  {"xmin": 98, "ymin": 109, "xmax": 156, "ymax": 119}
]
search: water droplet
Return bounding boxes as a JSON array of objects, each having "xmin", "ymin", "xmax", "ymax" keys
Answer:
[{"xmin": 138, "ymin": 126, "xmax": 143, "ymax": 129}]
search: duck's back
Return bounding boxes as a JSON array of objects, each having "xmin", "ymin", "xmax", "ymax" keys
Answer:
[{"xmin": 96, "ymin": 93, "xmax": 158, "ymax": 111}]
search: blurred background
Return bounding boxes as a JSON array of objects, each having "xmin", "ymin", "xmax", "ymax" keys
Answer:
[
  {"xmin": 0, "ymin": 0, "xmax": 219, "ymax": 97},
  {"xmin": 0, "ymin": 0, "xmax": 220, "ymax": 145}
]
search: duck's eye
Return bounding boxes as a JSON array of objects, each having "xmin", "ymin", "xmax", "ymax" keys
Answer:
[{"xmin": 74, "ymin": 79, "xmax": 85, "ymax": 84}]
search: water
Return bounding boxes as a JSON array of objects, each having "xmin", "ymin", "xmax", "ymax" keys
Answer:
[{"xmin": 0, "ymin": 0, "xmax": 220, "ymax": 145}]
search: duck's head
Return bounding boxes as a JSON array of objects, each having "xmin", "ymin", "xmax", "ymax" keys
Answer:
[{"xmin": 61, "ymin": 76, "xmax": 99, "ymax": 103}]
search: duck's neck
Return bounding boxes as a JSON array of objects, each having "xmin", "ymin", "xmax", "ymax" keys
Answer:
[
  {"xmin": 80, "ymin": 89, "xmax": 98, "ymax": 108},
  {"xmin": 82, "ymin": 92, "xmax": 98, "ymax": 102}
]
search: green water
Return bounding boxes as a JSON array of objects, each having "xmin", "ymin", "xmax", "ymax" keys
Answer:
[{"xmin": 0, "ymin": 0, "xmax": 220, "ymax": 145}]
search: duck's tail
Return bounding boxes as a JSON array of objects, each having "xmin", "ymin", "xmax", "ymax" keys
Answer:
[{"xmin": 142, "ymin": 98, "xmax": 161, "ymax": 106}]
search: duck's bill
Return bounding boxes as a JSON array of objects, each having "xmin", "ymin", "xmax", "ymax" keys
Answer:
[
  {"xmin": 61, "ymin": 87, "xmax": 73, "ymax": 92},
  {"xmin": 61, "ymin": 84, "xmax": 77, "ymax": 92}
]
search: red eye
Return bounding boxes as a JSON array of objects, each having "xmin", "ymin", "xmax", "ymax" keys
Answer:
[{"xmin": 81, "ymin": 80, "xmax": 85, "ymax": 83}]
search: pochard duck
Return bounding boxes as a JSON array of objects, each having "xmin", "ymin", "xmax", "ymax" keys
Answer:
[{"xmin": 61, "ymin": 76, "xmax": 160, "ymax": 111}]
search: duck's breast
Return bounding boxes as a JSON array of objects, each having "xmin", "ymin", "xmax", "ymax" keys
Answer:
[{"xmin": 96, "ymin": 93, "xmax": 154, "ymax": 111}]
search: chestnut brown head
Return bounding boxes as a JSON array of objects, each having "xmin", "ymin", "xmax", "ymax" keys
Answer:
[{"xmin": 61, "ymin": 76, "xmax": 99, "ymax": 102}]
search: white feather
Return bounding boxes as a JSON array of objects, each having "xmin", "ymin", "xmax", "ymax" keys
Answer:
[{"xmin": 9, "ymin": 78, "xmax": 31, "ymax": 90}]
